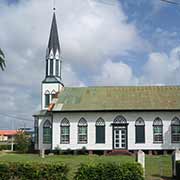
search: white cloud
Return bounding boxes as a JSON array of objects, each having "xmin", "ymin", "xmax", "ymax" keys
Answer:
[
  {"xmin": 140, "ymin": 47, "xmax": 180, "ymax": 85},
  {"xmin": 0, "ymin": 0, "xmax": 142, "ymax": 128},
  {"xmin": 93, "ymin": 46, "xmax": 180, "ymax": 86},
  {"xmin": 63, "ymin": 64, "xmax": 85, "ymax": 87},
  {"xmin": 93, "ymin": 60, "xmax": 138, "ymax": 86},
  {"xmin": 2, "ymin": 0, "xmax": 178, "ymax": 129}
]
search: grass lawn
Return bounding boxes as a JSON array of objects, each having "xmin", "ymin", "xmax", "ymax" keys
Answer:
[
  {"xmin": 0, "ymin": 153, "xmax": 172, "ymax": 180},
  {"xmin": 145, "ymin": 155, "xmax": 172, "ymax": 180}
]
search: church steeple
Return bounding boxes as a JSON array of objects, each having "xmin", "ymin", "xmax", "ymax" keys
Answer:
[
  {"xmin": 44, "ymin": 9, "xmax": 63, "ymax": 83},
  {"xmin": 42, "ymin": 8, "xmax": 64, "ymax": 110},
  {"xmin": 47, "ymin": 11, "xmax": 60, "ymax": 56}
]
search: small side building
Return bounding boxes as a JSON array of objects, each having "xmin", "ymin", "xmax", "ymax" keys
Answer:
[{"xmin": 0, "ymin": 130, "xmax": 17, "ymax": 143}]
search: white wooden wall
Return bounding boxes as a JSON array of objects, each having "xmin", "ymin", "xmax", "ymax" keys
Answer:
[
  {"xmin": 41, "ymin": 83, "xmax": 63, "ymax": 110},
  {"xmin": 35, "ymin": 111, "xmax": 180, "ymax": 150}
]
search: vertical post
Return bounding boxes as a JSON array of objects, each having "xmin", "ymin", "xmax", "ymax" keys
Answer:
[
  {"xmin": 40, "ymin": 149, "xmax": 45, "ymax": 158},
  {"xmin": 172, "ymin": 149, "xmax": 180, "ymax": 177},
  {"xmin": 11, "ymin": 136, "xmax": 14, "ymax": 151},
  {"xmin": 136, "ymin": 150, "xmax": 145, "ymax": 176},
  {"xmin": 88, "ymin": 150, "xmax": 93, "ymax": 155},
  {"xmin": 104, "ymin": 150, "xmax": 107, "ymax": 156},
  {"xmin": 60, "ymin": 59, "xmax": 62, "ymax": 79},
  {"xmin": 11, "ymin": 119, "xmax": 14, "ymax": 151}
]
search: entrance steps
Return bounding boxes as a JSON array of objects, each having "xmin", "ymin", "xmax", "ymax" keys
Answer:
[{"xmin": 107, "ymin": 150, "xmax": 132, "ymax": 156}]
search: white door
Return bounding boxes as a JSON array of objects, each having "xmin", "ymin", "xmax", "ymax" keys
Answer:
[{"xmin": 114, "ymin": 128, "xmax": 126, "ymax": 149}]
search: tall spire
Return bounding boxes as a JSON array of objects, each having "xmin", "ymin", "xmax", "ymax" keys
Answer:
[
  {"xmin": 41, "ymin": 4, "xmax": 64, "ymax": 110},
  {"xmin": 47, "ymin": 10, "xmax": 60, "ymax": 55},
  {"xmin": 43, "ymin": 7, "xmax": 63, "ymax": 83}
]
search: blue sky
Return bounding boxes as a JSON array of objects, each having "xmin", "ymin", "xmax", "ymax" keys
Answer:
[
  {"xmin": 0, "ymin": 0, "xmax": 180, "ymax": 129},
  {"xmin": 122, "ymin": 0, "xmax": 180, "ymax": 75}
]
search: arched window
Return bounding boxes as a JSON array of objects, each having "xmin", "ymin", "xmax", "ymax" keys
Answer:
[
  {"xmin": 78, "ymin": 118, "xmax": 87, "ymax": 144},
  {"xmin": 51, "ymin": 90, "xmax": 56, "ymax": 101},
  {"xmin": 135, "ymin": 117, "xmax": 145, "ymax": 143},
  {"xmin": 56, "ymin": 59, "xmax": 59, "ymax": 76},
  {"xmin": 171, "ymin": 117, "xmax": 180, "ymax": 143},
  {"xmin": 114, "ymin": 115, "xmax": 127, "ymax": 124},
  {"xmin": 50, "ymin": 59, "xmax": 54, "ymax": 76},
  {"xmin": 153, "ymin": 117, "xmax": 163, "ymax": 143},
  {"xmin": 34, "ymin": 117, "xmax": 38, "ymax": 145},
  {"xmin": 45, "ymin": 90, "xmax": 50, "ymax": 107},
  {"xmin": 60, "ymin": 118, "xmax": 70, "ymax": 144},
  {"xmin": 96, "ymin": 118, "xmax": 105, "ymax": 144},
  {"xmin": 43, "ymin": 120, "xmax": 52, "ymax": 144}
]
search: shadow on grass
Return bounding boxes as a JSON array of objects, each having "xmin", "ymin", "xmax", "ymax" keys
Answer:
[{"xmin": 152, "ymin": 174, "xmax": 174, "ymax": 180}]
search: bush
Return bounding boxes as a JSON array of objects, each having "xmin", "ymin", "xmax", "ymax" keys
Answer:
[
  {"xmin": 14, "ymin": 131, "xmax": 31, "ymax": 153},
  {"xmin": 0, "ymin": 162, "xmax": 69, "ymax": 180},
  {"xmin": 75, "ymin": 146, "xmax": 88, "ymax": 155},
  {"xmin": 0, "ymin": 144, "xmax": 11, "ymax": 151},
  {"xmin": 176, "ymin": 161, "xmax": 180, "ymax": 180},
  {"xmin": 74, "ymin": 162, "xmax": 144, "ymax": 180},
  {"xmin": 54, "ymin": 146, "xmax": 62, "ymax": 155}
]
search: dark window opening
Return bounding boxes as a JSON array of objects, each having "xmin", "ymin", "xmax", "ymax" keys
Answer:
[
  {"xmin": 43, "ymin": 120, "xmax": 52, "ymax": 144},
  {"xmin": 45, "ymin": 94, "xmax": 50, "ymax": 107},
  {"xmin": 56, "ymin": 60, "xmax": 59, "ymax": 77},
  {"xmin": 135, "ymin": 118, "xmax": 145, "ymax": 143},
  {"xmin": 50, "ymin": 59, "xmax": 53, "ymax": 76},
  {"xmin": 96, "ymin": 118, "xmax": 105, "ymax": 144}
]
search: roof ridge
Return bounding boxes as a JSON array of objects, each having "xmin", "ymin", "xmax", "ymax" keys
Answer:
[{"xmin": 64, "ymin": 86, "xmax": 180, "ymax": 89}]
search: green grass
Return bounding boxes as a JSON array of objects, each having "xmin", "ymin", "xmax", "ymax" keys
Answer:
[
  {"xmin": 0, "ymin": 153, "xmax": 172, "ymax": 180},
  {"xmin": 145, "ymin": 155, "xmax": 172, "ymax": 180}
]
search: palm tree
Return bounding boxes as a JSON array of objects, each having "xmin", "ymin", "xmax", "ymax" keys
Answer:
[{"xmin": 0, "ymin": 48, "xmax": 6, "ymax": 71}]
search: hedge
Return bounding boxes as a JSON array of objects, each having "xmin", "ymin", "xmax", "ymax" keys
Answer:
[
  {"xmin": 0, "ymin": 144, "xmax": 11, "ymax": 151},
  {"xmin": 0, "ymin": 162, "xmax": 69, "ymax": 180},
  {"xmin": 74, "ymin": 162, "xmax": 144, "ymax": 180},
  {"xmin": 176, "ymin": 161, "xmax": 180, "ymax": 180}
]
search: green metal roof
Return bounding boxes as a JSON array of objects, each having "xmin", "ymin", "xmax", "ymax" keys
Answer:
[
  {"xmin": 33, "ymin": 110, "xmax": 50, "ymax": 117},
  {"xmin": 52, "ymin": 86, "xmax": 180, "ymax": 111}
]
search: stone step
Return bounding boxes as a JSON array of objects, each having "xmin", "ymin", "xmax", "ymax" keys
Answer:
[{"xmin": 107, "ymin": 150, "xmax": 132, "ymax": 156}]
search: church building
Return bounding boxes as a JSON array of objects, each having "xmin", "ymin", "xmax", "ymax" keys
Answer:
[{"xmin": 34, "ymin": 9, "xmax": 180, "ymax": 154}]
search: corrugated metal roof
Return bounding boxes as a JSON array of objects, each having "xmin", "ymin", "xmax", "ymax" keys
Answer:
[
  {"xmin": 52, "ymin": 86, "xmax": 180, "ymax": 111},
  {"xmin": 0, "ymin": 130, "xmax": 17, "ymax": 136},
  {"xmin": 33, "ymin": 110, "xmax": 49, "ymax": 116}
]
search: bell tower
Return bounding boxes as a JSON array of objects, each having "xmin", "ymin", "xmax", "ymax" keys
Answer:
[{"xmin": 41, "ymin": 8, "xmax": 64, "ymax": 110}]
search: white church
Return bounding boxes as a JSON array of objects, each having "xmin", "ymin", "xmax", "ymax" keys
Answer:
[{"xmin": 34, "ymin": 10, "xmax": 180, "ymax": 154}]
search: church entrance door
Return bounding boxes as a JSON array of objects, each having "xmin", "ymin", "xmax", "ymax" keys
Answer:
[{"xmin": 113, "ymin": 126, "xmax": 127, "ymax": 149}]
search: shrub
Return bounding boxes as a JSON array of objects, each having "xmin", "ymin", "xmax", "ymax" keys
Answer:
[
  {"xmin": 54, "ymin": 146, "xmax": 62, "ymax": 155},
  {"xmin": 176, "ymin": 161, "xmax": 180, "ymax": 180},
  {"xmin": 14, "ymin": 131, "xmax": 31, "ymax": 153},
  {"xmin": 0, "ymin": 144, "xmax": 11, "ymax": 151},
  {"xmin": 74, "ymin": 162, "xmax": 144, "ymax": 180},
  {"xmin": 65, "ymin": 148, "xmax": 72, "ymax": 155},
  {"xmin": 0, "ymin": 162, "xmax": 69, "ymax": 180},
  {"xmin": 76, "ymin": 146, "xmax": 88, "ymax": 155}
]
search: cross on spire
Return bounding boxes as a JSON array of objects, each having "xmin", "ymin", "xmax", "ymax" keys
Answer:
[{"xmin": 53, "ymin": 0, "xmax": 56, "ymax": 11}]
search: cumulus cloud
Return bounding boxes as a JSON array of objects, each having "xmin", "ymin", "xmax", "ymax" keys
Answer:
[
  {"xmin": 93, "ymin": 46, "xmax": 180, "ymax": 86},
  {"xmin": 93, "ymin": 60, "xmax": 138, "ymax": 86},
  {"xmin": 0, "ymin": 0, "xmax": 143, "ymax": 128},
  {"xmin": 140, "ymin": 47, "xmax": 180, "ymax": 85},
  {"xmin": 1, "ymin": 0, "xmax": 178, "ymax": 129}
]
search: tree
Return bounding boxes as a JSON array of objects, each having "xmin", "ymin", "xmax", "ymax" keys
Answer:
[
  {"xmin": 14, "ymin": 131, "xmax": 31, "ymax": 153},
  {"xmin": 0, "ymin": 48, "xmax": 6, "ymax": 70}
]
